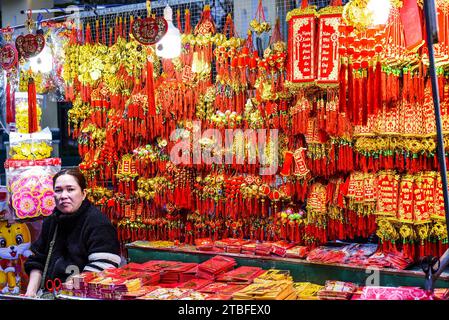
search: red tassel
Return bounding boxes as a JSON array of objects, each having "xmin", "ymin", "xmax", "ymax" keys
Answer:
[
  {"xmin": 146, "ymin": 60, "xmax": 156, "ymax": 116},
  {"xmin": 374, "ymin": 60, "xmax": 382, "ymax": 115},
  {"xmin": 368, "ymin": 66, "xmax": 374, "ymax": 115},
  {"xmin": 347, "ymin": 63, "xmax": 354, "ymax": 122},
  {"xmin": 339, "ymin": 62, "xmax": 347, "ymax": 114},
  {"xmin": 362, "ymin": 73, "xmax": 368, "ymax": 125},
  {"xmin": 185, "ymin": 9, "xmax": 191, "ymax": 34},
  {"xmin": 27, "ymin": 77, "xmax": 38, "ymax": 133},
  {"xmin": 5, "ymin": 80, "xmax": 14, "ymax": 124},
  {"xmin": 85, "ymin": 23, "xmax": 92, "ymax": 44},
  {"xmin": 354, "ymin": 76, "xmax": 360, "ymax": 125}
]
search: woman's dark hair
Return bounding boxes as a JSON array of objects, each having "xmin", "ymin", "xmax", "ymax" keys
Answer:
[{"xmin": 53, "ymin": 168, "xmax": 87, "ymax": 191}]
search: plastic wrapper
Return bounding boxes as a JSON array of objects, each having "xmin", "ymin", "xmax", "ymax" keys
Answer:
[
  {"xmin": 285, "ymin": 245, "xmax": 310, "ymax": 259},
  {"xmin": 306, "ymin": 246, "xmax": 350, "ymax": 264},
  {"xmin": 354, "ymin": 286, "xmax": 431, "ymax": 300},
  {"xmin": 5, "ymin": 158, "xmax": 61, "ymax": 219},
  {"xmin": 8, "ymin": 128, "xmax": 53, "ymax": 160},
  {"xmin": 14, "ymin": 92, "xmax": 43, "ymax": 133},
  {"xmin": 317, "ymin": 280, "xmax": 358, "ymax": 300}
]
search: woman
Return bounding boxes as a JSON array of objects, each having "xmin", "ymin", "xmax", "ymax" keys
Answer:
[{"xmin": 24, "ymin": 168, "xmax": 121, "ymax": 297}]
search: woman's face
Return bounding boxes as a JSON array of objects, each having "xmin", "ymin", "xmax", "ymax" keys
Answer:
[{"xmin": 54, "ymin": 174, "xmax": 86, "ymax": 214}]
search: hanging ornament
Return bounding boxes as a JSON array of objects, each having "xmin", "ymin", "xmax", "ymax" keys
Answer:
[
  {"xmin": 316, "ymin": 1, "xmax": 344, "ymax": 86},
  {"xmin": 293, "ymin": 147, "xmax": 309, "ymax": 177},
  {"xmin": 0, "ymin": 26, "xmax": 18, "ymax": 70},
  {"xmin": 15, "ymin": 10, "xmax": 45, "ymax": 59},
  {"xmin": 131, "ymin": 0, "xmax": 168, "ymax": 45},
  {"xmin": 286, "ymin": 1, "xmax": 317, "ymax": 86},
  {"xmin": 194, "ymin": 5, "xmax": 216, "ymax": 36}
]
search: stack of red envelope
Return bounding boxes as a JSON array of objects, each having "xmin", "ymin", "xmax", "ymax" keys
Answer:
[
  {"xmin": 345, "ymin": 244, "xmax": 378, "ymax": 267},
  {"xmin": 119, "ymin": 262, "xmax": 147, "ymax": 272},
  {"xmin": 216, "ymin": 266, "xmax": 265, "ymax": 284},
  {"xmin": 317, "ymin": 281, "xmax": 358, "ymax": 300},
  {"xmin": 63, "ymin": 272, "xmax": 98, "ymax": 297},
  {"xmin": 160, "ymin": 263, "xmax": 198, "ymax": 283},
  {"xmin": 307, "ymin": 247, "xmax": 349, "ymax": 264},
  {"xmin": 138, "ymin": 271, "xmax": 161, "ymax": 286},
  {"xmin": 285, "ymin": 246, "xmax": 310, "ymax": 259},
  {"xmin": 199, "ymin": 282, "xmax": 248, "ymax": 297},
  {"xmin": 195, "ymin": 238, "xmax": 215, "ymax": 251},
  {"xmin": 196, "ymin": 256, "xmax": 237, "ymax": 280},
  {"xmin": 121, "ymin": 286, "xmax": 161, "ymax": 300},
  {"xmin": 241, "ymin": 243, "xmax": 257, "ymax": 255},
  {"xmin": 179, "ymin": 265, "xmax": 198, "ymax": 282},
  {"xmin": 141, "ymin": 260, "xmax": 182, "ymax": 272},
  {"xmin": 366, "ymin": 251, "xmax": 413, "ymax": 270},
  {"xmin": 214, "ymin": 238, "xmax": 235, "ymax": 250},
  {"xmin": 176, "ymin": 279, "xmax": 213, "ymax": 290},
  {"xmin": 271, "ymin": 241, "xmax": 296, "ymax": 257},
  {"xmin": 255, "ymin": 242, "xmax": 273, "ymax": 256}
]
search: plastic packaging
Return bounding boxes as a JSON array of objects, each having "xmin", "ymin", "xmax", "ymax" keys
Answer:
[
  {"xmin": 9, "ymin": 127, "xmax": 53, "ymax": 160},
  {"xmin": 5, "ymin": 158, "xmax": 61, "ymax": 219},
  {"xmin": 14, "ymin": 92, "xmax": 43, "ymax": 133}
]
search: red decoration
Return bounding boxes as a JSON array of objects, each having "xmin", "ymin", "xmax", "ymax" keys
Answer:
[
  {"xmin": 194, "ymin": 5, "xmax": 216, "ymax": 36},
  {"xmin": 399, "ymin": 0, "xmax": 424, "ymax": 52},
  {"xmin": 0, "ymin": 44, "xmax": 18, "ymax": 70},
  {"xmin": 316, "ymin": 11, "xmax": 342, "ymax": 84},
  {"xmin": 131, "ymin": 16, "xmax": 168, "ymax": 45},
  {"xmin": 287, "ymin": 12, "xmax": 316, "ymax": 83},
  {"xmin": 15, "ymin": 33, "xmax": 45, "ymax": 59},
  {"xmin": 27, "ymin": 77, "xmax": 38, "ymax": 133},
  {"xmin": 293, "ymin": 147, "xmax": 309, "ymax": 176}
]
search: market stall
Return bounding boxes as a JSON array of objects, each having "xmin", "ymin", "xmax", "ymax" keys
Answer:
[{"xmin": 1, "ymin": 0, "xmax": 449, "ymax": 299}]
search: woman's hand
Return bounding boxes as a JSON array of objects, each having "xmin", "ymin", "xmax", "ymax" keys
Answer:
[{"xmin": 25, "ymin": 269, "xmax": 43, "ymax": 297}]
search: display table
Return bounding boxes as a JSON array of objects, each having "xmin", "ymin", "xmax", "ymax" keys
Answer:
[{"xmin": 126, "ymin": 241, "xmax": 449, "ymax": 289}]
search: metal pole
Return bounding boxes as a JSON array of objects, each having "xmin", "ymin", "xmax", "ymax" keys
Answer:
[
  {"xmin": 422, "ymin": 0, "xmax": 449, "ymax": 292},
  {"xmin": 7, "ymin": 14, "xmax": 76, "ymax": 31},
  {"xmin": 19, "ymin": 7, "xmax": 105, "ymax": 15}
]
